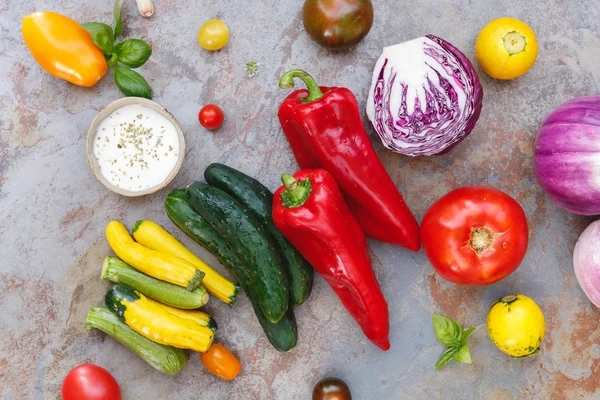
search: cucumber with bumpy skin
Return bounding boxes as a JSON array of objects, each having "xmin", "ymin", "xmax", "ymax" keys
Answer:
[
  {"xmin": 101, "ymin": 256, "xmax": 209, "ymax": 309},
  {"xmin": 85, "ymin": 307, "xmax": 187, "ymax": 374},
  {"xmin": 165, "ymin": 190, "xmax": 298, "ymax": 351},
  {"xmin": 186, "ymin": 182, "xmax": 289, "ymax": 323},
  {"xmin": 204, "ymin": 163, "xmax": 313, "ymax": 306}
]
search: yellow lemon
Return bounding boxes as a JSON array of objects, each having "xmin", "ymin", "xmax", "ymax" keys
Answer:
[
  {"xmin": 475, "ymin": 17, "xmax": 538, "ymax": 80},
  {"xmin": 487, "ymin": 294, "xmax": 545, "ymax": 358}
]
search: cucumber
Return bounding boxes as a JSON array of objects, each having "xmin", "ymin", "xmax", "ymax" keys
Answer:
[
  {"xmin": 204, "ymin": 163, "xmax": 313, "ymax": 306},
  {"xmin": 85, "ymin": 307, "xmax": 187, "ymax": 374},
  {"xmin": 166, "ymin": 190, "xmax": 297, "ymax": 351},
  {"xmin": 186, "ymin": 182, "xmax": 289, "ymax": 323},
  {"xmin": 101, "ymin": 256, "xmax": 209, "ymax": 309}
]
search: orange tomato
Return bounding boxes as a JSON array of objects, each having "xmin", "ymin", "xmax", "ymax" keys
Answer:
[
  {"xmin": 22, "ymin": 12, "xmax": 107, "ymax": 87},
  {"xmin": 200, "ymin": 344, "xmax": 242, "ymax": 380}
]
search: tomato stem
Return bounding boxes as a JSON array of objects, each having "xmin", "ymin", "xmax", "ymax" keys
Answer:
[
  {"xmin": 503, "ymin": 31, "xmax": 526, "ymax": 55},
  {"xmin": 468, "ymin": 226, "xmax": 503, "ymax": 255}
]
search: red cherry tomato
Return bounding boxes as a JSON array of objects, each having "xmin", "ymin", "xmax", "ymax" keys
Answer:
[
  {"xmin": 62, "ymin": 364, "xmax": 121, "ymax": 400},
  {"xmin": 198, "ymin": 104, "xmax": 224, "ymax": 130},
  {"xmin": 420, "ymin": 186, "xmax": 528, "ymax": 285}
]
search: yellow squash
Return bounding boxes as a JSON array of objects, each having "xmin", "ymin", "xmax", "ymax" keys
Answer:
[
  {"xmin": 106, "ymin": 284, "xmax": 215, "ymax": 353},
  {"xmin": 151, "ymin": 298, "xmax": 217, "ymax": 331},
  {"xmin": 106, "ymin": 221, "xmax": 203, "ymax": 291},
  {"xmin": 487, "ymin": 294, "xmax": 545, "ymax": 358},
  {"xmin": 475, "ymin": 17, "xmax": 538, "ymax": 80},
  {"xmin": 132, "ymin": 220, "xmax": 239, "ymax": 304},
  {"xmin": 22, "ymin": 11, "xmax": 107, "ymax": 87}
]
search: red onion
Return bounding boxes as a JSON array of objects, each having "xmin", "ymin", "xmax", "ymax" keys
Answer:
[
  {"xmin": 573, "ymin": 220, "xmax": 600, "ymax": 307},
  {"xmin": 533, "ymin": 96, "xmax": 600, "ymax": 215}
]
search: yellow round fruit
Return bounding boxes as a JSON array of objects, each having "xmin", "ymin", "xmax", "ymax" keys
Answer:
[
  {"xmin": 487, "ymin": 294, "xmax": 545, "ymax": 358},
  {"xmin": 475, "ymin": 17, "xmax": 538, "ymax": 80},
  {"xmin": 198, "ymin": 19, "xmax": 229, "ymax": 51}
]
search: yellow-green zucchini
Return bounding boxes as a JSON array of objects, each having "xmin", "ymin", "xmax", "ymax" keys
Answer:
[
  {"xmin": 132, "ymin": 219, "xmax": 239, "ymax": 305},
  {"xmin": 105, "ymin": 283, "xmax": 215, "ymax": 353},
  {"xmin": 101, "ymin": 256, "xmax": 209, "ymax": 309},
  {"xmin": 152, "ymin": 299, "xmax": 217, "ymax": 331},
  {"xmin": 106, "ymin": 220, "xmax": 203, "ymax": 291}
]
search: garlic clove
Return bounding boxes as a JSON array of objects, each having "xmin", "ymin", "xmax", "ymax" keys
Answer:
[{"xmin": 136, "ymin": 0, "xmax": 154, "ymax": 17}]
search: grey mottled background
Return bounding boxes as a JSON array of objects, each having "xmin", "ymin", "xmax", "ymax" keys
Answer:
[{"xmin": 1, "ymin": 0, "xmax": 600, "ymax": 399}]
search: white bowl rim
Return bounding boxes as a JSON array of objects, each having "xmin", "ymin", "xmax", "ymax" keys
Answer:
[{"xmin": 86, "ymin": 97, "xmax": 186, "ymax": 197}]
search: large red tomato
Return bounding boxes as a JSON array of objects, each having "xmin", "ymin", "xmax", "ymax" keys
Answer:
[
  {"xmin": 420, "ymin": 186, "xmax": 528, "ymax": 285},
  {"xmin": 62, "ymin": 364, "xmax": 121, "ymax": 400}
]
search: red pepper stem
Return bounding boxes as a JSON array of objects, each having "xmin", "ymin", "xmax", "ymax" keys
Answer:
[
  {"xmin": 280, "ymin": 173, "xmax": 312, "ymax": 208},
  {"xmin": 278, "ymin": 69, "xmax": 324, "ymax": 103}
]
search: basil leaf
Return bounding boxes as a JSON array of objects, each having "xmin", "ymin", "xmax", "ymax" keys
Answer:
[
  {"xmin": 81, "ymin": 22, "xmax": 114, "ymax": 55},
  {"xmin": 453, "ymin": 342, "xmax": 472, "ymax": 364},
  {"xmin": 432, "ymin": 314, "xmax": 463, "ymax": 347},
  {"xmin": 113, "ymin": 0, "xmax": 123, "ymax": 39},
  {"xmin": 114, "ymin": 39, "xmax": 152, "ymax": 68},
  {"xmin": 113, "ymin": 66, "xmax": 152, "ymax": 99},
  {"xmin": 435, "ymin": 346, "xmax": 460, "ymax": 370},
  {"xmin": 461, "ymin": 327, "xmax": 476, "ymax": 342}
]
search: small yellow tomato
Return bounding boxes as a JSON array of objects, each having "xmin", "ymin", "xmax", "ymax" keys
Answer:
[
  {"xmin": 475, "ymin": 17, "xmax": 538, "ymax": 80},
  {"xmin": 198, "ymin": 19, "xmax": 229, "ymax": 51},
  {"xmin": 487, "ymin": 294, "xmax": 545, "ymax": 358}
]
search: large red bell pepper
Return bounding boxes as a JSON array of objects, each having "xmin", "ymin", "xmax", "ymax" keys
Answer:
[
  {"xmin": 277, "ymin": 69, "xmax": 420, "ymax": 252},
  {"xmin": 272, "ymin": 168, "xmax": 390, "ymax": 350}
]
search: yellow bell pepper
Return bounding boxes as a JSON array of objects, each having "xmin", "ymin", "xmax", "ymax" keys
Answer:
[{"xmin": 22, "ymin": 11, "xmax": 107, "ymax": 87}]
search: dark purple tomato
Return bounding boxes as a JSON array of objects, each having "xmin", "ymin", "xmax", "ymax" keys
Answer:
[
  {"xmin": 312, "ymin": 377, "xmax": 352, "ymax": 400},
  {"xmin": 302, "ymin": 0, "xmax": 373, "ymax": 49}
]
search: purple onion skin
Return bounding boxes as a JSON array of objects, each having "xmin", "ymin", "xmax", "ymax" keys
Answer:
[
  {"xmin": 426, "ymin": 35, "xmax": 484, "ymax": 154},
  {"xmin": 574, "ymin": 220, "xmax": 600, "ymax": 307},
  {"xmin": 533, "ymin": 96, "xmax": 600, "ymax": 215}
]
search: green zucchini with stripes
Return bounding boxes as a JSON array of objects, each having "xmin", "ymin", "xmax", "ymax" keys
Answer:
[
  {"xmin": 85, "ymin": 307, "xmax": 187, "ymax": 374},
  {"xmin": 101, "ymin": 256, "xmax": 209, "ymax": 309}
]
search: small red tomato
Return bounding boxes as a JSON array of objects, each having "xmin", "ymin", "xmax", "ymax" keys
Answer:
[
  {"xmin": 420, "ymin": 186, "xmax": 528, "ymax": 285},
  {"xmin": 62, "ymin": 364, "xmax": 121, "ymax": 400},
  {"xmin": 198, "ymin": 104, "xmax": 224, "ymax": 130}
]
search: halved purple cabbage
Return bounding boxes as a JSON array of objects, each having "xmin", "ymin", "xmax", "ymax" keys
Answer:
[{"xmin": 366, "ymin": 35, "xmax": 483, "ymax": 157}]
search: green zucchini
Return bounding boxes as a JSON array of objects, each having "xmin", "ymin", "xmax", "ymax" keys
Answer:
[
  {"xmin": 166, "ymin": 189, "xmax": 297, "ymax": 351},
  {"xmin": 85, "ymin": 307, "xmax": 187, "ymax": 374},
  {"xmin": 204, "ymin": 163, "xmax": 314, "ymax": 306},
  {"xmin": 186, "ymin": 182, "xmax": 289, "ymax": 323},
  {"xmin": 101, "ymin": 256, "xmax": 209, "ymax": 309}
]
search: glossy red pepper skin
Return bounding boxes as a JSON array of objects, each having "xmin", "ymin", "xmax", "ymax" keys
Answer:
[
  {"xmin": 272, "ymin": 169, "xmax": 390, "ymax": 350},
  {"xmin": 277, "ymin": 81, "xmax": 420, "ymax": 252}
]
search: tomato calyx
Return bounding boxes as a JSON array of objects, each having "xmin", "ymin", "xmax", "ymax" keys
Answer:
[
  {"xmin": 501, "ymin": 295, "xmax": 518, "ymax": 303},
  {"xmin": 503, "ymin": 31, "xmax": 527, "ymax": 55},
  {"xmin": 467, "ymin": 226, "xmax": 504, "ymax": 256}
]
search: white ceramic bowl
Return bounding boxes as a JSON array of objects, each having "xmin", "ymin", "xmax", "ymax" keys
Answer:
[{"xmin": 86, "ymin": 97, "xmax": 185, "ymax": 197}]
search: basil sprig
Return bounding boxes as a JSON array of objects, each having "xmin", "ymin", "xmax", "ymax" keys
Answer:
[
  {"xmin": 82, "ymin": 0, "xmax": 152, "ymax": 98},
  {"xmin": 432, "ymin": 314, "xmax": 476, "ymax": 370}
]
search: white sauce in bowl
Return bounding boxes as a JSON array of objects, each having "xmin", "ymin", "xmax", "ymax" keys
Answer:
[{"xmin": 92, "ymin": 104, "xmax": 180, "ymax": 192}]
